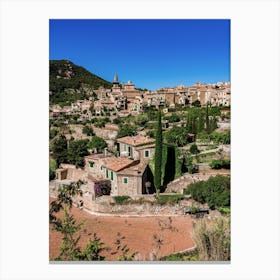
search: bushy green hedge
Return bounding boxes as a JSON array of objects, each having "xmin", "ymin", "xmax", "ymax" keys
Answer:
[
  {"xmin": 218, "ymin": 207, "xmax": 231, "ymax": 215},
  {"xmin": 163, "ymin": 114, "xmax": 181, "ymax": 123},
  {"xmin": 187, "ymin": 175, "xmax": 230, "ymax": 210},
  {"xmin": 210, "ymin": 131, "xmax": 230, "ymax": 144},
  {"xmin": 155, "ymin": 194, "xmax": 184, "ymax": 205},
  {"xmin": 113, "ymin": 196, "xmax": 131, "ymax": 204},
  {"xmin": 210, "ymin": 159, "xmax": 230, "ymax": 169}
]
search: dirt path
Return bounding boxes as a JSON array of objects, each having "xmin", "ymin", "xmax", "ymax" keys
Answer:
[{"xmin": 49, "ymin": 199, "xmax": 195, "ymax": 261}]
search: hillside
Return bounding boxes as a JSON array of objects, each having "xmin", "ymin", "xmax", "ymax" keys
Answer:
[{"xmin": 49, "ymin": 60, "xmax": 112, "ymax": 105}]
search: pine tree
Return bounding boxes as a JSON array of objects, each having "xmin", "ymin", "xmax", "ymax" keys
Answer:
[{"xmin": 154, "ymin": 109, "xmax": 162, "ymax": 194}]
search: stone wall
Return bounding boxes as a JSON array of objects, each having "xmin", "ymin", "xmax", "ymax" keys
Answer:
[
  {"xmin": 117, "ymin": 175, "xmax": 142, "ymax": 196},
  {"xmin": 165, "ymin": 173, "xmax": 212, "ymax": 194},
  {"xmin": 50, "ymin": 183, "xmax": 190, "ymax": 216},
  {"xmin": 93, "ymin": 127, "xmax": 118, "ymax": 148},
  {"xmin": 93, "ymin": 127, "xmax": 118, "ymax": 141},
  {"xmin": 78, "ymin": 195, "xmax": 186, "ymax": 216},
  {"xmin": 60, "ymin": 164, "xmax": 87, "ymax": 181},
  {"xmin": 196, "ymin": 163, "xmax": 211, "ymax": 171}
]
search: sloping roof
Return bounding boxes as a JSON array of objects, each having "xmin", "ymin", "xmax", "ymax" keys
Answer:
[
  {"xmin": 117, "ymin": 161, "xmax": 147, "ymax": 176},
  {"xmin": 102, "ymin": 157, "xmax": 138, "ymax": 172},
  {"xmin": 117, "ymin": 135, "xmax": 155, "ymax": 147}
]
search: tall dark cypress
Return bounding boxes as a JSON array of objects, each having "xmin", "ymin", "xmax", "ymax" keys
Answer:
[
  {"xmin": 154, "ymin": 109, "xmax": 162, "ymax": 193},
  {"xmin": 206, "ymin": 102, "xmax": 210, "ymax": 134}
]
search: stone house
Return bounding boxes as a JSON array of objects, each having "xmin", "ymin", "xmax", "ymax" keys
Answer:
[
  {"xmin": 117, "ymin": 135, "xmax": 155, "ymax": 161},
  {"xmin": 83, "ymin": 135, "xmax": 156, "ymax": 197}
]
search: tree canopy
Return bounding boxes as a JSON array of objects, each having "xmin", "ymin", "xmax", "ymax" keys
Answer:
[
  {"xmin": 88, "ymin": 136, "xmax": 107, "ymax": 152},
  {"xmin": 186, "ymin": 175, "xmax": 230, "ymax": 210},
  {"xmin": 164, "ymin": 126, "xmax": 189, "ymax": 147},
  {"xmin": 52, "ymin": 135, "xmax": 68, "ymax": 167},
  {"xmin": 117, "ymin": 124, "xmax": 137, "ymax": 138},
  {"xmin": 67, "ymin": 139, "xmax": 89, "ymax": 167},
  {"xmin": 82, "ymin": 125, "xmax": 94, "ymax": 136}
]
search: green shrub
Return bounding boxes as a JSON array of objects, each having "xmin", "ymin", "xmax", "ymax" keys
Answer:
[
  {"xmin": 113, "ymin": 196, "xmax": 131, "ymax": 204},
  {"xmin": 155, "ymin": 194, "xmax": 184, "ymax": 205},
  {"xmin": 117, "ymin": 124, "xmax": 137, "ymax": 138},
  {"xmin": 113, "ymin": 117, "xmax": 122, "ymax": 124},
  {"xmin": 190, "ymin": 144, "xmax": 200, "ymax": 154},
  {"xmin": 183, "ymin": 188, "xmax": 190, "ymax": 195},
  {"xmin": 218, "ymin": 207, "xmax": 231, "ymax": 215},
  {"xmin": 82, "ymin": 125, "xmax": 94, "ymax": 136},
  {"xmin": 164, "ymin": 126, "xmax": 189, "ymax": 147},
  {"xmin": 88, "ymin": 136, "xmax": 107, "ymax": 152},
  {"xmin": 210, "ymin": 131, "xmax": 230, "ymax": 144},
  {"xmin": 187, "ymin": 175, "xmax": 230, "ymax": 210},
  {"xmin": 49, "ymin": 128, "xmax": 58, "ymax": 140},
  {"xmin": 163, "ymin": 114, "xmax": 181, "ymax": 123},
  {"xmin": 146, "ymin": 130, "xmax": 156, "ymax": 138},
  {"xmin": 210, "ymin": 159, "xmax": 230, "ymax": 169},
  {"xmin": 49, "ymin": 159, "xmax": 57, "ymax": 181},
  {"xmin": 161, "ymin": 249, "xmax": 199, "ymax": 261}
]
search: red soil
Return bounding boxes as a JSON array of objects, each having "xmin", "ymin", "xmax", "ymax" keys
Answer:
[{"xmin": 49, "ymin": 200, "xmax": 195, "ymax": 261}]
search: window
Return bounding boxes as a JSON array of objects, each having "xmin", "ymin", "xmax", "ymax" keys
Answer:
[
  {"xmin": 106, "ymin": 169, "xmax": 109, "ymax": 178},
  {"xmin": 124, "ymin": 144, "xmax": 126, "ymax": 151},
  {"xmin": 100, "ymin": 166, "xmax": 103, "ymax": 170},
  {"xmin": 144, "ymin": 150, "xmax": 150, "ymax": 158},
  {"xmin": 123, "ymin": 177, "xmax": 128, "ymax": 184},
  {"xmin": 110, "ymin": 171, "xmax": 114, "ymax": 180},
  {"xmin": 89, "ymin": 162, "xmax": 94, "ymax": 168}
]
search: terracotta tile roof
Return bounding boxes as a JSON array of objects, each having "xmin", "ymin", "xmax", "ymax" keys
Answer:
[
  {"xmin": 117, "ymin": 135, "xmax": 155, "ymax": 147},
  {"xmin": 102, "ymin": 157, "xmax": 138, "ymax": 172},
  {"xmin": 117, "ymin": 162, "xmax": 147, "ymax": 176}
]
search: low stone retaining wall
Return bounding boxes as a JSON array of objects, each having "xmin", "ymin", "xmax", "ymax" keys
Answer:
[
  {"xmin": 50, "ymin": 182, "xmax": 193, "ymax": 216},
  {"xmin": 83, "ymin": 201, "xmax": 185, "ymax": 216}
]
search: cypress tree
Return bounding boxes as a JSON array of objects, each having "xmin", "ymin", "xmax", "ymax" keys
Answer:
[
  {"xmin": 206, "ymin": 102, "xmax": 210, "ymax": 134},
  {"xmin": 154, "ymin": 109, "xmax": 162, "ymax": 194}
]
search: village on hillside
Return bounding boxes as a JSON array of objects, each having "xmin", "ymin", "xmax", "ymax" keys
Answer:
[
  {"xmin": 50, "ymin": 68, "xmax": 230, "ymax": 204},
  {"xmin": 49, "ymin": 63, "xmax": 231, "ymax": 261}
]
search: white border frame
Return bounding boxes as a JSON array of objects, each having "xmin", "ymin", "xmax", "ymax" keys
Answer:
[{"xmin": 1, "ymin": 0, "xmax": 279, "ymax": 279}]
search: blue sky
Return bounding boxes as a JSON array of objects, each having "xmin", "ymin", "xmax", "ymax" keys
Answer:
[{"xmin": 49, "ymin": 19, "xmax": 230, "ymax": 90}]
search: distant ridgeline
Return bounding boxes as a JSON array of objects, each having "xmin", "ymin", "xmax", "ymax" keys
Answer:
[{"xmin": 49, "ymin": 60, "xmax": 112, "ymax": 105}]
